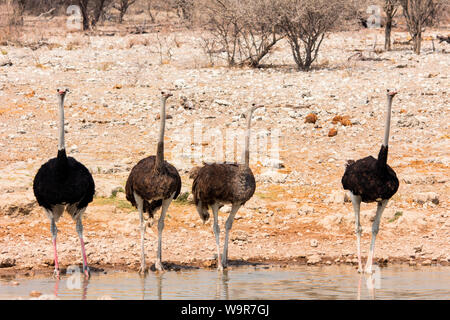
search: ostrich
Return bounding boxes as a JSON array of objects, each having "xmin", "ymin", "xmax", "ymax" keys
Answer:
[
  {"xmin": 190, "ymin": 104, "xmax": 263, "ymax": 271},
  {"xmin": 33, "ymin": 88, "xmax": 95, "ymax": 279},
  {"xmin": 125, "ymin": 91, "xmax": 181, "ymax": 273},
  {"xmin": 341, "ymin": 90, "xmax": 399, "ymax": 274}
]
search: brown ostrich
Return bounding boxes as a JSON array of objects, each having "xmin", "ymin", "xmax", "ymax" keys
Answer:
[
  {"xmin": 125, "ymin": 91, "xmax": 181, "ymax": 273},
  {"xmin": 341, "ymin": 90, "xmax": 399, "ymax": 274},
  {"xmin": 190, "ymin": 104, "xmax": 264, "ymax": 271}
]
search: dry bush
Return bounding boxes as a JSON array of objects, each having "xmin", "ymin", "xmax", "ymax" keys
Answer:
[
  {"xmin": 113, "ymin": 0, "xmax": 137, "ymax": 23},
  {"xmin": 126, "ymin": 35, "xmax": 150, "ymax": 48},
  {"xmin": 202, "ymin": 0, "xmax": 283, "ymax": 67},
  {"xmin": 382, "ymin": 0, "xmax": 400, "ymax": 51},
  {"xmin": 400, "ymin": 0, "xmax": 445, "ymax": 54},
  {"xmin": 276, "ymin": 0, "xmax": 352, "ymax": 71},
  {"xmin": 0, "ymin": 1, "xmax": 24, "ymax": 45}
]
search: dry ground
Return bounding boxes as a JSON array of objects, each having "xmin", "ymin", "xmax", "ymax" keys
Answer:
[{"xmin": 0, "ymin": 18, "xmax": 449, "ymax": 276}]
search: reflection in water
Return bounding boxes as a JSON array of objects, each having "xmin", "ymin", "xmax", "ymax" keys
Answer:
[
  {"xmin": 1, "ymin": 265, "xmax": 449, "ymax": 300},
  {"xmin": 156, "ymin": 273, "xmax": 162, "ymax": 300},
  {"xmin": 53, "ymin": 275, "xmax": 89, "ymax": 300},
  {"xmin": 215, "ymin": 270, "xmax": 230, "ymax": 300}
]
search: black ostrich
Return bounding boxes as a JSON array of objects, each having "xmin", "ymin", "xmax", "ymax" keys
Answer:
[
  {"xmin": 190, "ymin": 104, "xmax": 263, "ymax": 271},
  {"xmin": 125, "ymin": 91, "xmax": 181, "ymax": 273},
  {"xmin": 33, "ymin": 89, "xmax": 95, "ymax": 279},
  {"xmin": 341, "ymin": 90, "xmax": 399, "ymax": 274}
]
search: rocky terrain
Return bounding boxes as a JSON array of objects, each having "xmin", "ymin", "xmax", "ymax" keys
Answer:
[{"xmin": 0, "ymin": 25, "xmax": 449, "ymax": 277}]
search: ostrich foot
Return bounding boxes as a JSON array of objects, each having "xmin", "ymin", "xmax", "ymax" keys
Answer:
[
  {"xmin": 83, "ymin": 266, "xmax": 91, "ymax": 279},
  {"xmin": 53, "ymin": 269, "xmax": 60, "ymax": 279},
  {"xmin": 138, "ymin": 265, "xmax": 147, "ymax": 275},
  {"xmin": 364, "ymin": 265, "xmax": 374, "ymax": 274},
  {"xmin": 155, "ymin": 260, "xmax": 165, "ymax": 272}
]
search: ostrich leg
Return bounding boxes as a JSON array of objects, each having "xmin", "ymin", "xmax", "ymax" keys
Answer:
[
  {"xmin": 50, "ymin": 216, "xmax": 60, "ymax": 279},
  {"xmin": 222, "ymin": 203, "xmax": 241, "ymax": 268},
  {"xmin": 211, "ymin": 203, "xmax": 223, "ymax": 271},
  {"xmin": 134, "ymin": 193, "xmax": 147, "ymax": 274},
  {"xmin": 351, "ymin": 193, "xmax": 363, "ymax": 273},
  {"xmin": 155, "ymin": 195, "xmax": 174, "ymax": 271},
  {"xmin": 365, "ymin": 200, "xmax": 388, "ymax": 274},
  {"xmin": 76, "ymin": 215, "xmax": 90, "ymax": 278}
]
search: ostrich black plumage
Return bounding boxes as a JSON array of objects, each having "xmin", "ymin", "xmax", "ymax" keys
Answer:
[
  {"xmin": 33, "ymin": 89, "xmax": 95, "ymax": 278},
  {"xmin": 125, "ymin": 91, "xmax": 181, "ymax": 273},
  {"xmin": 342, "ymin": 90, "xmax": 399, "ymax": 274},
  {"xmin": 190, "ymin": 104, "xmax": 263, "ymax": 271}
]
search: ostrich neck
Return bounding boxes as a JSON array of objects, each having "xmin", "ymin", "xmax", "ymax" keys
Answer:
[
  {"xmin": 156, "ymin": 97, "xmax": 166, "ymax": 168},
  {"xmin": 383, "ymin": 96, "xmax": 393, "ymax": 147},
  {"xmin": 244, "ymin": 109, "xmax": 255, "ymax": 168},
  {"xmin": 58, "ymin": 96, "xmax": 65, "ymax": 151}
]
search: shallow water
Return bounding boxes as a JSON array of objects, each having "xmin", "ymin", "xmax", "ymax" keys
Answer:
[{"xmin": 0, "ymin": 265, "xmax": 449, "ymax": 300}]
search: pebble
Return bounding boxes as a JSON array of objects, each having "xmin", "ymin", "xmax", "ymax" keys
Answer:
[
  {"xmin": 306, "ymin": 254, "xmax": 321, "ymax": 265},
  {"xmin": 328, "ymin": 128, "xmax": 338, "ymax": 137},
  {"xmin": 310, "ymin": 239, "xmax": 319, "ymax": 247},
  {"xmin": 421, "ymin": 259, "xmax": 432, "ymax": 266},
  {"xmin": 0, "ymin": 258, "xmax": 16, "ymax": 268},
  {"xmin": 29, "ymin": 291, "xmax": 42, "ymax": 298}
]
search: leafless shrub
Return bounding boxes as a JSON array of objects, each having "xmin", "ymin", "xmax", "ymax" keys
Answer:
[
  {"xmin": 382, "ymin": 0, "xmax": 400, "ymax": 51},
  {"xmin": 400, "ymin": 0, "xmax": 444, "ymax": 54},
  {"xmin": 203, "ymin": 0, "xmax": 283, "ymax": 68},
  {"xmin": 276, "ymin": 0, "xmax": 350, "ymax": 71},
  {"xmin": 113, "ymin": 0, "xmax": 137, "ymax": 23},
  {"xmin": 0, "ymin": 1, "xmax": 24, "ymax": 45},
  {"xmin": 152, "ymin": 32, "xmax": 174, "ymax": 64},
  {"xmin": 75, "ymin": 0, "xmax": 117, "ymax": 29},
  {"xmin": 199, "ymin": 35, "xmax": 220, "ymax": 66}
]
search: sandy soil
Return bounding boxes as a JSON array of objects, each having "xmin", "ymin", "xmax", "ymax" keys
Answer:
[{"xmin": 0, "ymin": 21, "xmax": 449, "ymax": 277}]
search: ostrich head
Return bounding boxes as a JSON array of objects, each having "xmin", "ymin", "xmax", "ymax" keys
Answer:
[
  {"xmin": 387, "ymin": 89, "xmax": 397, "ymax": 98},
  {"xmin": 161, "ymin": 91, "xmax": 173, "ymax": 100},
  {"xmin": 250, "ymin": 103, "xmax": 264, "ymax": 113},
  {"xmin": 57, "ymin": 88, "xmax": 69, "ymax": 98}
]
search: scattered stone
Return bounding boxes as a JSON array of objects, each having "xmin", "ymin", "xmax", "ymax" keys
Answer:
[
  {"xmin": 180, "ymin": 96, "xmax": 195, "ymax": 110},
  {"xmin": 332, "ymin": 115, "xmax": 352, "ymax": 126},
  {"xmin": 305, "ymin": 113, "xmax": 318, "ymax": 124},
  {"xmin": 214, "ymin": 99, "xmax": 231, "ymax": 106},
  {"xmin": 37, "ymin": 294, "xmax": 59, "ymax": 300},
  {"xmin": 422, "ymin": 259, "xmax": 432, "ymax": 266},
  {"xmin": 324, "ymin": 190, "xmax": 346, "ymax": 204},
  {"xmin": 202, "ymin": 259, "xmax": 216, "ymax": 268},
  {"xmin": 258, "ymin": 170, "xmax": 288, "ymax": 183},
  {"xmin": 310, "ymin": 239, "xmax": 318, "ymax": 247},
  {"xmin": 29, "ymin": 291, "xmax": 42, "ymax": 298},
  {"xmin": 306, "ymin": 254, "xmax": 321, "ymax": 265},
  {"xmin": 0, "ymin": 258, "xmax": 16, "ymax": 268},
  {"xmin": 328, "ymin": 128, "xmax": 338, "ymax": 137},
  {"xmin": 174, "ymin": 79, "xmax": 187, "ymax": 89},
  {"xmin": 299, "ymin": 205, "xmax": 314, "ymax": 215}
]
